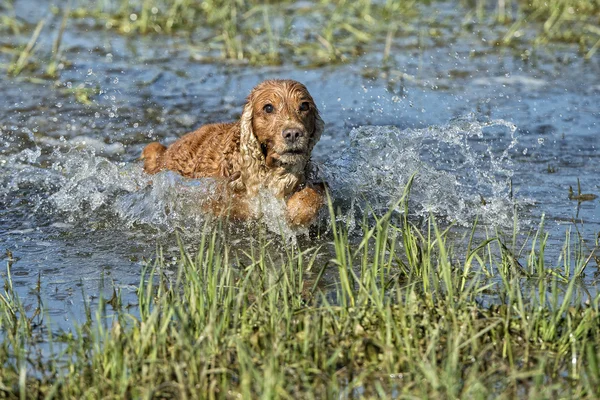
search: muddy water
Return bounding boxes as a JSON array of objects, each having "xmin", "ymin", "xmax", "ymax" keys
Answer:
[{"xmin": 1, "ymin": 2, "xmax": 599, "ymax": 326}]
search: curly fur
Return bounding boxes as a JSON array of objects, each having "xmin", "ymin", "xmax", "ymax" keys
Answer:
[{"xmin": 141, "ymin": 79, "xmax": 326, "ymax": 225}]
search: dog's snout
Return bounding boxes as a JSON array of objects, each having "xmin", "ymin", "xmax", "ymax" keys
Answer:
[{"xmin": 282, "ymin": 128, "xmax": 304, "ymax": 142}]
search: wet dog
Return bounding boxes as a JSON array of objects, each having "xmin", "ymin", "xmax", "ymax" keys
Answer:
[{"xmin": 141, "ymin": 79, "xmax": 326, "ymax": 226}]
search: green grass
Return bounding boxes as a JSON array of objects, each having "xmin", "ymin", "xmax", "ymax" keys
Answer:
[
  {"xmin": 490, "ymin": 0, "xmax": 600, "ymax": 58},
  {"xmin": 70, "ymin": 0, "xmax": 600, "ymax": 61},
  {"xmin": 1, "ymin": 183, "xmax": 599, "ymax": 398},
  {"xmin": 2, "ymin": 0, "xmax": 598, "ymax": 80},
  {"xmin": 67, "ymin": 0, "xmax": 600, "ymax": 61},
  {"xmin": 66, "ymin": 0, "xmax": 418, "ymax": 66}
]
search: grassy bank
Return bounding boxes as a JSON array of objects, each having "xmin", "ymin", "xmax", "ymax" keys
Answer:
[{"xmin": 1, "ymin": 187, "xmax": 599, "ymax": 398}]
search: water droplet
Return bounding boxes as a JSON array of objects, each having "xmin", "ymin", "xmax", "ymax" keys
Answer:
[
  {"xmin": 130, "ymin": 13, "xmax": 138, "ymax": 21},
  {"xmin": 133, "ymin": 123, "xmax": 139, "ymax": 128},
  {"xmin": 537, "ymin": 137, "xmax": 544, "ymax": 145}
]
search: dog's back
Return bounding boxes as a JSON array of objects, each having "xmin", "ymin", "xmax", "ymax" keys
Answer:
[{"xmin": 141, "ymin": 122, "xmax": 240, "ymax": 179}]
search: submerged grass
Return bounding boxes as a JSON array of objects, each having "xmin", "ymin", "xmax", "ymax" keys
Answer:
[
  {"xmin": 67, "ymin": 0, "xmax": 419, "ymax": 66},
  {"xmin": 1, "ymin": 0, "xmax": 598, "ymax": 79},
  {"xmin": 1, "ymin": 183, "xmax": 599, "ymax": 398},
  {"xmin": 68, "ymin": 0, "xmax": 600, "ymax": 61}
]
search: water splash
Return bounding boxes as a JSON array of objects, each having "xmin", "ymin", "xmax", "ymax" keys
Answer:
[
  {"xmin": 0, "ymin": 146, "xmax": 61, "ymax": 198},
  {"xmin": 115, "ymin": 172, "xmax": 219, "ymax": 232},
  {"xmin": 49, "ymin": 150, "xmax": 147, "ymax": 219},
  {"xmin": 39, "ymin": 150, "xmax": 293, "ymax": 236},
  {"xmin": 322, "ymin": 116, "xmax": 521, "ymax": 229},
  {"xmin": 1, "ymin": 117, "xmax": 522, "ymax": 237}
]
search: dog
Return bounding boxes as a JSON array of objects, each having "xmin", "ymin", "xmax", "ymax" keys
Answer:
[{"xmin": 141, "ymin": 79, "xmax": 326, "ymax": 226}]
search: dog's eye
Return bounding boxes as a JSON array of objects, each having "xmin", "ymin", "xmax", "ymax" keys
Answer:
[
  {"xmin": 260, "ymin": 143, "xmax": 268, "ymax": 158},
  {"xmin": 263, "ymin": 104, "xmax": 274, "ymax": 114},
  {"xmin": 299, "ymin": 102, "xmax": 310, "ymax": 112}
]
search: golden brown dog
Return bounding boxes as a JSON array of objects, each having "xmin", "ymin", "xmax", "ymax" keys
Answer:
[{"xmin": 141, "ymin": 79, "xmax": 326, "ymax": 226}]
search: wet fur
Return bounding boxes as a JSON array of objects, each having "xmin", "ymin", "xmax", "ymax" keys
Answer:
[{"xmin": 141, "ymin": 79, "xmax": 326, "ymax": 226}]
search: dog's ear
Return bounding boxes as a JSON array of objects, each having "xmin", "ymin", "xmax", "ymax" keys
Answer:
[
  {"xmin": 308, "ymin": 106, "xmax": 325, "ymax": 154},
  {"xmin": 239, "ymin": 99, "xmax": 264, "ymax": 163}
]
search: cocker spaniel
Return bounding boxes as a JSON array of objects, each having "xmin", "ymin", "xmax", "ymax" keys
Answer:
[{"xmin": 141, "ymin": 79, "xmax": 326, "ymax": 226}]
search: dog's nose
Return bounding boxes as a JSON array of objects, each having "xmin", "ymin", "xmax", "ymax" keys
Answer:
[{"xmin": 282, "ymin": 128, "xmax": 304, "ymax": 142}]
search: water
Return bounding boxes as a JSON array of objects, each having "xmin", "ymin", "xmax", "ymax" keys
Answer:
[
  {"xmin": 323, "ymin": 118, "xmax": 519, "ymax": 229},
  {"xmin": 1, "ymin": 1, "xmax": 599, "ymax": 326}
]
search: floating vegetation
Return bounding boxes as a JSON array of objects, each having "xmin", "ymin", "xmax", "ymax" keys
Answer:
[{"xmin": 569, "ymin": 178, "xmax": 598, "ymax": 202}]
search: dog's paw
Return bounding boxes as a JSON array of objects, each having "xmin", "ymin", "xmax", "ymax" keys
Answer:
[{"xmin": 286, "ymin": 185, "xmax": 326, "ymax": 227}]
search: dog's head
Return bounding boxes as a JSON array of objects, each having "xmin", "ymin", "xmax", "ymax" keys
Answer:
[{"xmin": 240, "ymin": 80, "xmax": 324, "ymax": 172}]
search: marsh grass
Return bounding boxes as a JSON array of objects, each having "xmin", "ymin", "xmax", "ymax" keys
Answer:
[
  {"xmin": 1, "ymin": 183, "xmax": 599, "ymax": 398},
  {"xmin": 2, "ymin": 0, "xmax": 598, "ymax": 78},
  {"xmin": 70, "ymin": 0, "xmax": 599, "ymax": 61},
  {"xmin": 6, "ymin": 18, "xmax": 46, "ymax": 77},
  {"xmin": 45, "ymin": 3, "xmax": 70, "ymax": 78},
  {"xmin": 0, "ymin": 1, "xmax": 22, "ymax": 35},
  {"xmin": 67, "ymin": 0, "xmax": 418, "ymax": 66},
  {"xmin": 5, "ymin": 7, "xmax": 70, "ymax": 79},
  {"xmin": 493, "ymin": 0, "xmax": 600, "ymax": 59}
]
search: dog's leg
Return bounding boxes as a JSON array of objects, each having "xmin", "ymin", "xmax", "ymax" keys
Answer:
[
  {"xmin": 286, "ymin": 183, "xmax": 326, "ymax": 227},
  {"xmin": 201, "ymin": 180, "xmax": 252, "ymax": 221},
  {"xmin": 141, "ymin": 142, "xmax": 167, "ymax": 174}
]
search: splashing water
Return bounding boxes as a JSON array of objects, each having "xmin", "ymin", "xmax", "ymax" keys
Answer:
[
  {"xmin": 47, "ymin": 150, "xmax": 226, "ymax": 233},
  {"xmin": 321, "ymin": 116, "xmax": 521, "ymax": 229},
  {"xmin": 1, "ymin": 117, "xmax": 521, "ymax": 238}
]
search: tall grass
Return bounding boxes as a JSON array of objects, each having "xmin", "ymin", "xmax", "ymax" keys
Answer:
[{"xmin": 1, "ymin": 184, "xmax": 599, "ymax": 398}]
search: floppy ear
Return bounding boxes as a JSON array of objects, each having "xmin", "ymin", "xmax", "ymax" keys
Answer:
[
  {"xmin": 308, "ymin": 107, "xmax": 325, "ymax": 154},
  {"xmin": 239, "ymin": 100, "xmax": 265, "ymax": 164}
]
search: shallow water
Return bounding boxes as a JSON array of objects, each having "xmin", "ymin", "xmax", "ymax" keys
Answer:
[{"xmin": 1, "ymin": 1, "xmax": 599, "ymax": 326}]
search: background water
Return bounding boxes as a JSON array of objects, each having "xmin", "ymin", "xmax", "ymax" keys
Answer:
[{"xmin": 0, "ymin": 1, "xmax": 599, "ymax": 327}]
